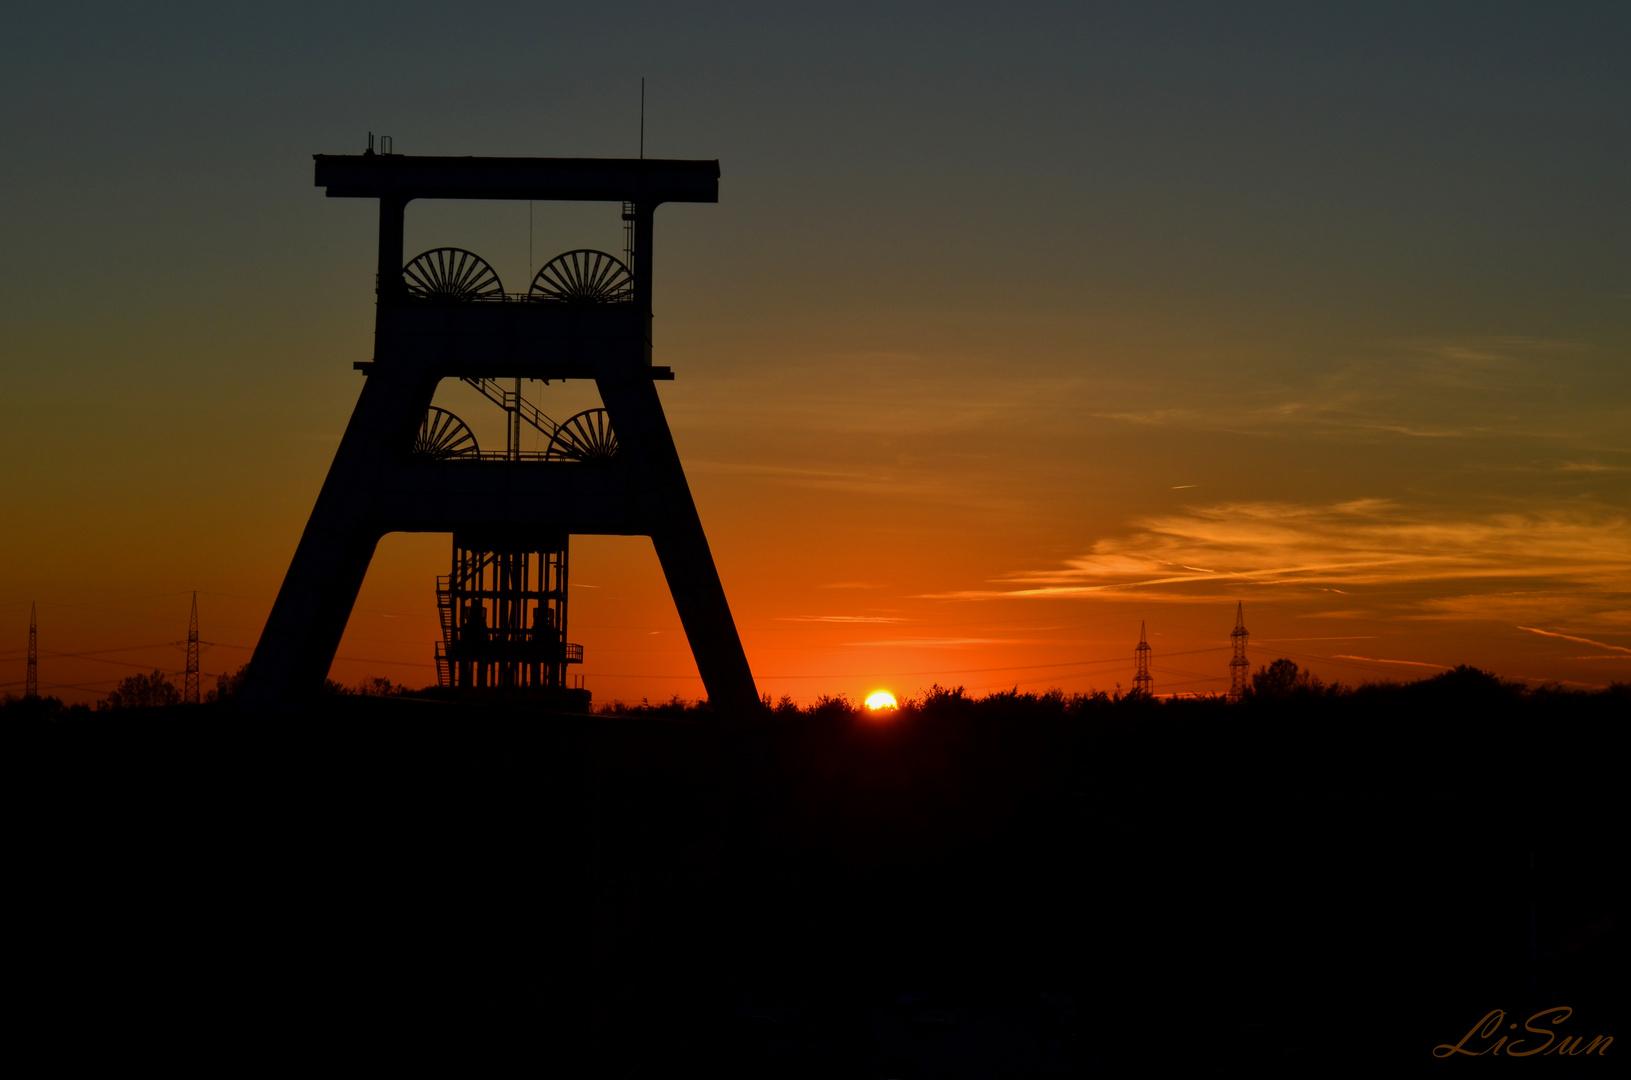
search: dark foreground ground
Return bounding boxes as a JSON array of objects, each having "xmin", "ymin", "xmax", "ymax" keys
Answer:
[{"xmin": 11, "ymin": 673, "xmax": 1625, "ymax": 1075}]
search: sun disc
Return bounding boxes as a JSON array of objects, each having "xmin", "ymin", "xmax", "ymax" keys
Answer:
[{"xmin": 865, "ymin": 691, "xmax": 898, "ymax": 711}]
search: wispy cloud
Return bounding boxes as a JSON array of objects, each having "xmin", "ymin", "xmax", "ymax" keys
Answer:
[
  {"xmin": 780, "ymin": 615, "xmax": 907, "ymax": 624},
  {"xmin": 843, "ymin": 637, "xmax": 1030, "ymax": 648},
  {"xmin": 1333, "ymin": 655, "xmax": 1449, "ymax": 670},
  {"xmin": 688, "ymin": 461, "xmax": 868, "ymax": 480},
  {"xmin": 1558, "ymin": 461, "xmax": 1631, "ymax": 473},
  {"xmin": 1089, "ymin": 338, "xmax": 1624, "ymax": 445},
  {"xmin": 930, "ymin": 501, "xmax": 1631, "ymax": 626},
  {"xmin": 686, "ymin": 461, "xmax": 905, "ymax": 495}
]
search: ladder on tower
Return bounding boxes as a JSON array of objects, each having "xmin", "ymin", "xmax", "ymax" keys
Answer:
[
  {"xmin": 435, "ymin": 574, "xmax": 454, "ymax": 687},
  {"xmin": 434, "ymin": 554, "xmax": 499, "ymax": 688}
]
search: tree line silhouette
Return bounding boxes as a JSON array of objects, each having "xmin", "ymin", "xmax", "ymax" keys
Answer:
[
  {"xmin": 10, "ymin": 660, "xmax": 1623, "ymax": 1073},
  {"xmin": 8, "ymin": 655, "xmax": 1619, "ymax": 720}
]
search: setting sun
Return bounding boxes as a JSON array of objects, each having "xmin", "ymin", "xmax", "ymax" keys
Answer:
[{"xmin": 865, "ymin": 691, "xmax": 898, "ymax": 711}]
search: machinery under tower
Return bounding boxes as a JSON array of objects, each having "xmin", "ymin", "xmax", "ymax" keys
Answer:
[
  {"xmin": 414, "ymin": 375, "xmax": 605, "ymax": 702},
  {"xmin": 436, "ymin": 530, "xmax": 582, "ymax": 701}
]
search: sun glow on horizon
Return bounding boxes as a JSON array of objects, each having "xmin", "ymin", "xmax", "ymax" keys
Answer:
[{"xmin": 865, "ymin": 691, "xmax": 898, "ymax": 711}]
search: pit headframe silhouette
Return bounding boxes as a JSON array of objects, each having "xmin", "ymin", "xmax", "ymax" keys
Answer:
[{"xmin": 241, "ymin": 148, "xmax": 759, "ymax": 714}]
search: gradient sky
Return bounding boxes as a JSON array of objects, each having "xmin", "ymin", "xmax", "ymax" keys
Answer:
[{"xmin": 3, "ymin": 3, "xmax": 1628, "ymax": 703}]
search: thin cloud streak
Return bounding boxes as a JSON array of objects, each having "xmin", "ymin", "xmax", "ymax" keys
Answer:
[
  {"xmin": 1516, "ymin": 626, "xmax": 1631, "ymax": 655},
  {"xmin": 780, "ymin": 615, "xmax": 907, "ymax": 624},
  {"xmin": 842, "ymin": 637, "xmax": 1035, "ymax": 648},
  {"xmin": 1333, "ymin": 655, "xmax": 1450, "ymax": 669}
]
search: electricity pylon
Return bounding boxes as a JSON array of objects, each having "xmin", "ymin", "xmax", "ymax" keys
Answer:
[
  {"xmin": 1133, "ymin": 621, "xmax": 1153, "ymax": 697},
  {"xmin": 184, "ymin": 592, "xmax": 201, "ymax": 705},
  {"xmin": 1229, "ymin": 602, "xmax": 1249, "ymax": 703},
  {"xmin": 25, "ymin": 602, "xmax": 38, "ymax": 699}
]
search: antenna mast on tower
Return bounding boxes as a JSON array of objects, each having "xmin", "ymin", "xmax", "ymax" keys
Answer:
[
  {"xmin": 25, "ymin": 602, "xmax": 38, "ymax": 699},
  {"xmin": 1133, "ymin": 621, "xmax": 1153, "ymax": 697},
  {"xmin": 1229, "ymin": 602, "xmax": 1249, "ymax": 703},
  {"xmin": 184, "ymin": 592, "xmax": 201, "ymax": 705}
]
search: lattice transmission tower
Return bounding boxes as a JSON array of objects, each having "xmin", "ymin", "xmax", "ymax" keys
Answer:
[
  {"xmin": 1229, "ymin": 602, "xmax": 1249, "ymax": 703},
  {"xmin": 184, "ymin": 592, "xmax": 201, "ymax": 705},
  {"xmin": 25, "ymin": 602, "xmax": 38, "ymax": 699},
  {"xmin": 1133, "ymin": 621, "xmax": 1153, "ymax": 697}
]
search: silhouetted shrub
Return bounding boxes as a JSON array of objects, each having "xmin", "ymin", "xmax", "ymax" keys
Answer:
[
  {"xmin": 1250, "ymin": 657, "xmax": 1325, "ymax": 698},
  {"xmin": 98, "ymin": 669, "xmax": 180, "ymax": 710},
  {"xmin": 809, "ymin": 693, "xmax": 855, "ymax": 719},
  {"xmin": 208, "ymin": 663, "xmax": 250, "ymax": 703},
  {"xmin": 597, "ymin": 694, "xmax": 713, "ymax": 718}
]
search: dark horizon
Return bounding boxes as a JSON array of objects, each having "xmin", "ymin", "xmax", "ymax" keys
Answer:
[{"xmin": 12, "ymin": 668, "xmax": 1623, "ymax": 1072}]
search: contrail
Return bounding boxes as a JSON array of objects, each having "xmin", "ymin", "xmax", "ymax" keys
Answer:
[{"xmin": 1516, "ymin": 626, "xmax": 1631, "ymax": 655}]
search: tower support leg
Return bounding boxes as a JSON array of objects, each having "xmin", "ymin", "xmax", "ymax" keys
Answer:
[
  {"xmin": 244, "ymin": 332, "xmax": 759, "ymax": 712},
  {"xmin": 650, "ymin": 525, "xmax": 758, "ymax": 715},
  {"xmin": 600, "ymin": 367, "xmax": 759, "ymax": 715},
  {"xmin": 243, "ymin": 522, "xmax": 380, "ymax": 702},
  {"xmin": 240, "ymin": 372, "xmax": 425, "ymax": 702}
]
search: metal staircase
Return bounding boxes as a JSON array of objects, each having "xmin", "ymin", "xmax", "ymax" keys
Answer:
[{"xmin": 460, "ymin": 378, "xmax": 561, "ymax": 439}]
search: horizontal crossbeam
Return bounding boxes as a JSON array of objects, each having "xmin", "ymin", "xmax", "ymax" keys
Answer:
[{"xmin": 314, "ymin": 154, "xmax": 719, "ymax": 204}]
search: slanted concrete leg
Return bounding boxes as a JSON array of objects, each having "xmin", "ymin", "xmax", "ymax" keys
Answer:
[
  {"xmin": 243, "ymin": 526, "xmax": 381, "ymax": 701},
  {"xmin": 242, "ymin": 371, "xmax": 428, "ymax": 701},
  {"xmin": 597, "ymin": 369, "xmax": 759, "ymax": 714},
  {"xmin": 247, "ymin": 341, "xmax": 758, "ymax": 707},
  {"xmin": 651, "ymin": 522, "xmax": 759, "ymax": 715}
]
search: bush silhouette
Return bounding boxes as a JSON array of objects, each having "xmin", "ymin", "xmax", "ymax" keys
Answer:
[
  {"xmin": 1250, "ymin": 657, "xmax": 1324, "ymax": 698},
  {"xmin": 99, "ymin": 669, "xmax": 180, "ymax": 710}
]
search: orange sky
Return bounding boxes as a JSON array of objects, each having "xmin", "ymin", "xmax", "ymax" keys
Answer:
[{"xmin": 3, "ymin": 5, "xmax": 1628, "ymax": 703}]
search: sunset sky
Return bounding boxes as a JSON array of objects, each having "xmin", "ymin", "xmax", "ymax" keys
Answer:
[{"xmin": 3, "ymin": 3, "xmax": 1628, "ymax": 704}]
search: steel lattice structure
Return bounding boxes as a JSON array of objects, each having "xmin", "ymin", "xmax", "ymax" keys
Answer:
[
  {"xmin": 184, "ymin": 592, "xmax": 201, "ymax": 705},
  {"xmin": 1133, "ymin": 621, "xmax": 1153, "ymax": 698},
  {"xmin": 1229, "ymin": 602, "xmax": 1249, "ymax": 703},
  {"xmin": 25, "ymin": 602, "xmax": 37, "ymax": 700},
  {"xmin": 435, "ymin": 532, "xmax": 580, "ymax": 696}
]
